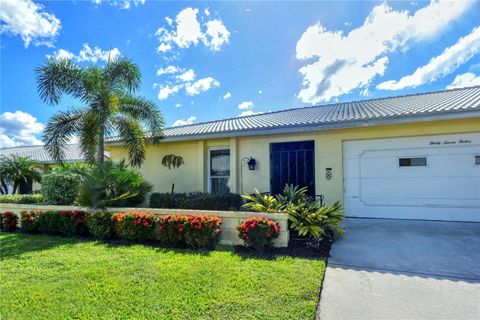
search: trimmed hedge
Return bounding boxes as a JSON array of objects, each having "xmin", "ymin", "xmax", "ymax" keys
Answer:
[
  {"xmin": 0, "ymin": 194, "xmax": 42, "ymax": 204},
  {"xmin": 0, "ymin": 211, "xmax": 19, "ymax": 231},
  {"xmin": 237, "ymin": 217, "xmax": 280, "ymax": 252},
  {"xmin": 87, "ymin": 211, "xmax": 116, "ymax": 239},
  {"xmin": 149, "ymin": 192, "xmax": 242, "ymax": 211},
  {"xmin": 113, "ymin": 212, "xmax": 157, "ymax": 240},
  {"xmin": 19, "ymin": 210, "xmax": 43, "ymax": 233},
  {"xmin": 158, "ymin": 214, "xmax": 222, "ymax": 249},
  {"xmin": 41, "ymin": 173, "xmax": 80, "ymax": 205},
  {"xmin": 20, "ymin": 210, "xmax": 89, "ymax": 236}
]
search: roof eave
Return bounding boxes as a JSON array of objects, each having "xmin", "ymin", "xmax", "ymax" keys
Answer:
[{"xmin": 105, "ymin": 110, "xmax": 480, "ymax": 146}]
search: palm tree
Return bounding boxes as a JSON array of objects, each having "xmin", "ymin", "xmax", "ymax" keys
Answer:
[
  {"xmin": 36, "ymin": 58, "xmax": 164, "ymax": 167},
  {"xmin": 0, "ymin": 155, "xmax": 42, "ymax": 194}
]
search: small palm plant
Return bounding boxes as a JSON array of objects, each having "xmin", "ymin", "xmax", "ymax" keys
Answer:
[
  {"xmin": 0, "ymin": 155, "xmax": 41, "ymax": 194},
  {"xmin": 161, "ymin": 154, "xmax": 184, "ymax": 193},
  {"xmin": 36, "ymin": 57, "xmax": 164, "ymax": 167}
]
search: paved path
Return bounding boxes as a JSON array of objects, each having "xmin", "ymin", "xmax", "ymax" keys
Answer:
[{"xmin": 317, "ymin": 218, "xmax": 480, "ymax": 320}]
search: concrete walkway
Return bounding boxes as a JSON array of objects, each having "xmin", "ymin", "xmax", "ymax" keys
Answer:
[{"xmin": 317, "ymin": 218, "xmax": 480, "ymax": 320}]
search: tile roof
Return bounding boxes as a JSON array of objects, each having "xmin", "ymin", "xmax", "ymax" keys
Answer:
[
  {"xmin": 107, "ymin": 86, "xmax": 480, "ymax": 143},
  {"xmin": 0, "ymin": 144, "xmax": 84, "ymax": 164}
]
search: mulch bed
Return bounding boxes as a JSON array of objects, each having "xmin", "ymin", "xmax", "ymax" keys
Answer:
[{"xmin": 234, "ymin": 231, "xmax": 333, "ymax": 259}]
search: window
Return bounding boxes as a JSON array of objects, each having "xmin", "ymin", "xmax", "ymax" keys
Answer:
[
  {"xmin": 209, "ymin": 148, "xmax": 230, "ymax": 194},
  {"xmin": 475, "ymin": 155, "xmax": 480, "ymax": 165},
  {"xmin": 399, "ymin": 157, "xmax": 427, "ymax": 167}
]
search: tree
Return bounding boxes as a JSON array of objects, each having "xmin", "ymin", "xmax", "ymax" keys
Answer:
[
  {"xmin": 36, "ymin": 58, "xmax": 164, "ymax": 167},
  {"xmin": 161, "ymin": 154, "xmax": 184, "ymax": 193},
  {"xmin": 0, "ymin": 155, "xmax": 42, "ymax": 194}
]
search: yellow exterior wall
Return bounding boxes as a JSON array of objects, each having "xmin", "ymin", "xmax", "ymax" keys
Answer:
[{"xmin": 107, "ymin": 117, "xmax": 480, "ymax": 204}]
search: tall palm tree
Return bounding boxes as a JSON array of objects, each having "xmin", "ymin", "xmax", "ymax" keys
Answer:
[
  {"xmin": 36, "ymin": 58, "xmax": 164, "ymax": 167},
  {"xmin": 0, "ymin": 155, "xmax": 42, "ymax": 194}
]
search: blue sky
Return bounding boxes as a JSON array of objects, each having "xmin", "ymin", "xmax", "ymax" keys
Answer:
[{"xmin": 1, "ymin": 0, "xmax": 479, "ymax": 148}]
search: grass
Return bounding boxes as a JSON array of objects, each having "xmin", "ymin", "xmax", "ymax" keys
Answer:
[{"xmin": 0, "ymin": 233, "xmax": 325, "ymax": 319}]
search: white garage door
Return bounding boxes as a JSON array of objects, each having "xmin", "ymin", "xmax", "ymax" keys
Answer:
[{"xmin": 343, "ymin": 133, "xmax": 480, "ymax": 222}]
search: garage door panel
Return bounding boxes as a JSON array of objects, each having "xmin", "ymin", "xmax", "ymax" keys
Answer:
[{"xmin": 343, "ymin": 133, "xmax": 480, "ymax": 222}]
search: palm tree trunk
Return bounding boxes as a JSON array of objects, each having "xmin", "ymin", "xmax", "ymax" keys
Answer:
[
  {"xmin": 97, "ymin": 126, "xmax": 105, "ymax": 164},
  {"xmin": 12, "ymin": 182, "xmax": 18, "ymax": 195}
]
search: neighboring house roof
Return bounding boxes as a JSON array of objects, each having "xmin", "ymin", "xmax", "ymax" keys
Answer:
[
  {"xmin": 106, "ymin": 86, "xmax": 480, "ymax": 144},
  {"xmin": 0, "ymin": 144, "xmax": 84, "ymax": 164}
]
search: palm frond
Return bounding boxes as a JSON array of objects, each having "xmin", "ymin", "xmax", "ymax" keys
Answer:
[
  {"xmin": 78, "ymin": 111, "xmax": 100, "ymax": 164},
  {"xmin": 161, "ymin": 154, "xmax": 184, "ymax": 169},
  {"xmin": 118, "ymin": 95, "xmax": 164, "ymax": 143},
  {"xmin": 43, "ymin": 109, "xmax": 84, "ymax": 163},
  {"xmin": 113, "ymin": 115, "xmax": 146, "ymax": 167},
  {"xmin": 105, "ymin": 58, "xmax": 141, "ymax": 93},
  {"xmin": 35, "ymin": 59, "xmax": 85, "ymax": 105}
]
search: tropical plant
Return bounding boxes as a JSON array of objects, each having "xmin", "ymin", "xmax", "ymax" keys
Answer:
[
  {"xmin": 36, "ymin": 57, "xmax": 164, "ymax": 166},
  {"xmin": 287, "ymin": 201, "xmax": 345, "ymax": 240},
  {"xmin": 0, "ymin": 155, "xmax": 41, "ymax": 194},
  {"xmin": 241, "ymin": 189, "xmax": 282, "ymax": 213},
  {"xmin": 161, "ymin": 154, "xmax": 185, "ymax": 193},
  {"xmin": 77, "ymin": 160, "xmax": 152, "ymax": 209},
  {"xmin": 86, "ymin": 211, "xmax": 116, "ymax": 239},
  {"xmin": 242, "ymin": 184, "xmax": 345, "ymax": 240}
]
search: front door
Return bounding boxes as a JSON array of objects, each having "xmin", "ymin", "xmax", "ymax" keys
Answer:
[{"xmin": 270, "ymin": 141, "xmax": 315, "ymax": 196}]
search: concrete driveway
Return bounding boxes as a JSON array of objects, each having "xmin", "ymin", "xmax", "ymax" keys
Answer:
[{"xmin": 317, "ymin": 218, "xmax": 480, "ymax": 320}]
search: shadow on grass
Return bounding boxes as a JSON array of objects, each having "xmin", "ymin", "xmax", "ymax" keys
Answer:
[
  {"xmin": 1, "ymin": 231, "xmax": 330, "ymax": 262},
  {"xmin": 0, "ymin": 231, "xmax": 86, "ymax": 260}
]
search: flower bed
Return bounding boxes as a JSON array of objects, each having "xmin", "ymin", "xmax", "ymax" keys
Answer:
[
  {"xmin": 0, "ymin": 211, "xmax": 19, "ymax": 231},
  {"xmin": 237, "ymin": 217, "xmax": 280, "ymax": 252}
]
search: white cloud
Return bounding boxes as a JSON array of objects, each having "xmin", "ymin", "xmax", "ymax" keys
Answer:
[
  {"xmin": 238, "ymin": 101, "xmax": 254, "ymax": 110},
  {"xmin": 157, "ymin": 65, "xmax": 181, "ymax": 76},
  {"xmin": 377, "ymin": 26, "xmax": 480, "ymax": 90},
  {"xmin": 92, "ymin": 0, "xmax": 145, "ymax": 9},
  {"xmin": 0, "ymin": 0, "xmax": 61, "ymax": 47},
  {"xmin": 156, "ymin": 7, "xmax": 230, "ymax": 53},
  {"xmin": 176, "ymin": 69, "xmax": 196, "ymax": 82},
  {"xmin": 157, "ymin": 84, "xmax": 182, "ymax": 100},
  {"xmin": 0, "ymin": 111, "xmax": 44, "ymax": 148},
  {"xmin": 175, "ymin": 103, "xmax": 182, "ymax": 108},
  {"xmin": 258, "ymin": 90, "xmax": 262, "ymax": 94},
  {"xmin": 295, "ymin": 1, "xmax": 473, "ymax": 103},
  {"xmin": 446, "ymin": 72, "xmax": 480, "ymax": 89},
  {"xmin": 172, "ymin": 116, "xmax": 197, "ymax": 127},
  {"xmin": 223, "ymin": 92, "xmax": 232, "ymax": 99},
  {"xmin": 237, "ymin": 110, "xmax": 262, "ymax": 117},
  {"xmin": 47, "ymin": 44, "xmax": 121, "ymax": 63},
  {"xmin": 185, "ymin": 77, "xmax": 220, "ymax": 96}
]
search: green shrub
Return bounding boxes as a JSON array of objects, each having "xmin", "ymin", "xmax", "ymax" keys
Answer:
[
  {"xmin": 0, "ymin": 194, "xmax": 42, "ymax": 204},
  {"xmin": 237, "ymin": 217, "xmax": 280, "ymax": 252},
  {"xmin": 149, "ymin": 192, "xmax": 242, "ymax": 211},
  {"xmin": 158, "ymin": 214, "xmax": 222, "ymax": 249},
  {"xmin": 113, "ymin": 212, "xmax": 157, "ymax": 240},
  {"xmin": 49, "ymin": 163, "xmax": 90, "ymax": 176},
  {"xmin": 77, "ymin": 161, "xmax": 152, "ymax": 209},
  {"xmin": 57, "ymin": 210, "xmax": 90, "ymax": 236},
  {"xmin": 37, "ymin": 211, "xmax": 64, "ymax": 235},
  {"xmin": 0, "ymin": 211, "xmax": 19, "ymax": 231},
  {"xmin": 20, "ymin": 210, "xmax": 43, "ymax": 233},
  {"xmin": 86, "ymin": 212, "xmax": 116, "ymax": 239},
  {"xmin": 41, "ymin": 173, "xmax": 80, "ymax": 205}
]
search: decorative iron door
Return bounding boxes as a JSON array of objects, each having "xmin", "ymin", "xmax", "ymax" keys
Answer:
[{"xmin": 270, "ymin": 141, "xmax": 315, "ymax": 196}]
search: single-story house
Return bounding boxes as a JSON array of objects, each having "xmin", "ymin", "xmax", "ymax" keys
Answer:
[
  {"xmin": 107, "ymin": 86, "xmax": 479, "ymax": 222},
  {"xmin": 0, "ymin": 144, "xmax": 85, "ymax": 192}
]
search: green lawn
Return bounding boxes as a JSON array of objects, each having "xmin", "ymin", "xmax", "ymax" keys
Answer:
[{"xmin": 0, "ymin": 233, "xmax": 325, "ymax": 319}]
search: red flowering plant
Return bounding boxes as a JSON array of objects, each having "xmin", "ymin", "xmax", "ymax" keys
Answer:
[
  {"xmin": 158, "ymin": 214, "xmax": 222, "ymax": 249},
  {"xmin": 58, "ymin": 210, "xmax": 90, "ymax": 236},
  {"xmin": 20, "ymin": 210, "xmax": 43, "ymax": 233},
  {"xmin": 237, "ymin": 217, "xmax": 280, "ymax": 252},
  {"xmin": 86, "ymin": 211, "xmax": 115, "ymax": 239},
  {"xmin": 0, "ymin": 211, "xmax": 19, "ymax": 232},
  {"xmin": 115, "ymin": 212, "xmax": 157, "ymax": 240}
]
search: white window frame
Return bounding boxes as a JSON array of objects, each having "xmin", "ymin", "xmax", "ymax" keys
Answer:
[{"xmin": 207, "ymin": 146, "xmax": 231, "ymax": 193}]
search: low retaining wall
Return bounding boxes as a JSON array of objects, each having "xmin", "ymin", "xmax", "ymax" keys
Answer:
[{"xmin": 0, "ymin": 204, "xmax": 289, "ymax": 248}]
